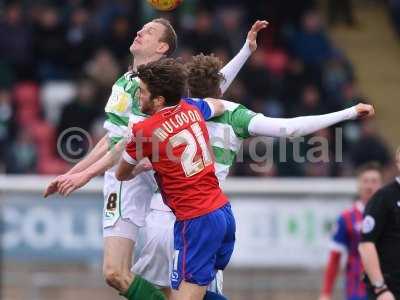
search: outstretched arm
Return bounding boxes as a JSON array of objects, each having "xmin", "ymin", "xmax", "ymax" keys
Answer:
[
  {"xmin": 57, "ymin": 138, "xmax": 128, "ymax": 196},
  {"xmin": 219, "ymin": 20, "xmax": 269, "ymax": 94},
  {"xmin": 44, "ymin": 134, "xmax": 109, "ymax": 197},
  {"xmin": 248, "ymin": 103, "xmax": 375, "ymax": 138}
]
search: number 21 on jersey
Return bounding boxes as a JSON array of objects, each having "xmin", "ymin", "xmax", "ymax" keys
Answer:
[{"xmin": 169, "ymin": 122, "xmax": 212, "ymax": 177}]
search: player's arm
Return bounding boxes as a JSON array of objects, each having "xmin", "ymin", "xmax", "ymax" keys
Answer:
[
  {"xmin": 319, "ymin": 216, "xmax": 348, "ymax": 300},
  {"xmin": 184, "ymin": 97, "xmax": 225, "ymax": 119},
  {"xmin": 319, "ymin": 251, "xmax": 341, "ymax": 300},
  {"xmin": 116, "ymin": 124, "xmax": 152, "ymax": 181},
  {"xmin": 57, "ymin": 138, "xmax": 128, "ymax": 196},
  {"xmin": 115, "ymin": 151, "xmax": 148, "ymax": 181},
  {"xmin": 359, "ymin": 243, "xmax": 389, "ymax": 295},
  {"xmin": 44, "ymin": 134, "xmax": 109, "ymax": 197},
  {"xmin": 358, "ymin": 190, "xmax": 395, "ymax": 299},
  {"xmin": 247, "ymin": 103, "xmax": 375, "ymax": 138},
  {"xmin": 219, "ymin": 20, "xmax": 269, "ymax": 94}
]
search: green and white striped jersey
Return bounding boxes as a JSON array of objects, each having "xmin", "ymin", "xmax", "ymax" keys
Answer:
[
  {"xmin": 207, "ymin": 100, "xmax": 257, "ymax": 182},
  {"xmin": 104, "ymin": 71, "xmax": 147, "ymax": 147}
]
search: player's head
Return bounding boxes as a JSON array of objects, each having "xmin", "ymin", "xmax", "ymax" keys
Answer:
[
  {"xmin": 356, "ymin": 162, "xmax": 383, "ymax": 203},
  {"xmin": 396, "ymin": 146, "xmax": 400, "ymax": 172},
  {"xmin": 137, "ymin": 58, "xmax": 186, "ymax": 115},
  {"xmin": 130, "ymin": 18, "xmax": 177, "ymax": 58},
  {"xmin": 185, "ymin": 54, "xmax": 225, "ymax": 98}
]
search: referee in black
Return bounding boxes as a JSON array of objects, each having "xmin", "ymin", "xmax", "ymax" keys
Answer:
[{"xmin": 359, "ymin": 148, "xmax": 400, "ymax": 300}]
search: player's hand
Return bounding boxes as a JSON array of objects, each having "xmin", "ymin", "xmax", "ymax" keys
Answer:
[
  {"xmin": 43, "ymin": 174, "xmax": 68, "ymax": 198},
  {"xmin": 247, "ymin": 20, "xmax": 269, "ymax": 52},
  {"xmin": 377, "ymin": 290, "xmax": 395, "ymax": 300},
  {"xmin": 58, "ymin": 172, "xmax": 91, "ymax": 197},
  {"xmin": 133, "ymin": 158, "xmax": 153, "ymax": 176},
  {"xmin": 355, "ymin": 103, "xmax": 375, "ymax": 119},
  {"xmin": 318, "ymin": 294, "xmax": 331, "ymax": 300}
]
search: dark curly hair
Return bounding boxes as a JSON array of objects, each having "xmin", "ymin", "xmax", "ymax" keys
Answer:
[
  {"xmin": 137, "ymin": 58, "xmax": 186, "ymax": 106},
  {"xmin": 186, "ymin": 54, "xmax": 225, "ymax": 98}
]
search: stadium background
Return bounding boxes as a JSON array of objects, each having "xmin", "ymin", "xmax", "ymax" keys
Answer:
[{"xmin": 1, "ymin": 0, "xmax": 399, "ymax": 299}]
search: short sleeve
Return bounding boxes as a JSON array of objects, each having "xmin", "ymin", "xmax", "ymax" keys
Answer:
[
  {"xmin": 183, "ymin": 98, "xmax": 213, "ymax": 120},
  {"xmin": 361, "ymin": 190, "xmax": 388, "ymax": 243},
  {"xmin": 230, "ymin": 106, "xmax": 258, "ymax": 139},
  {"xmin": 124, "ymin": 123, "xmax": 152, "ymax": 164},
  {"xmin": 329, "ymin": 215, "xmax": 349, "ymax": 253}
]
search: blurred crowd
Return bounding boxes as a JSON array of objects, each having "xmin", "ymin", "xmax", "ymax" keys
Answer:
[{"xmin": 0, "ymin": 0, "xmax": 394, "ymax": 176}]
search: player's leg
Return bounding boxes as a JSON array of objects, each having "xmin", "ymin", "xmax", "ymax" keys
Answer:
[
  {"xmin": 102, "ymin": 172, "xmax": 165, "ymax": 299},
  {"xmin": 133, "ymin": 209, "xmax": 175, "ymax": 297},
  {"xmin": 103, "ymin": 220, "xmax": 167, "ymax": 300},
  {"xmin": 207, "ymin": 270, "xmax": 223, "ymax": 295},
  {"xmin": 215, "ymin": 203, "xmax": 236, "ymax": 272},
  {"xmin": 133, "ymin": 209, "xmax": 226, "ymax": 300},
  {"xmin": 172, "ymin": 281, "xmax": 207, "ymax": 300},
  {"xmin": 171, "ymin": 204, "xmax": 233, "ymax": 300},
  {"xmin": 103, "ymin": 233, "xmax": 135, "ymax": 291}
]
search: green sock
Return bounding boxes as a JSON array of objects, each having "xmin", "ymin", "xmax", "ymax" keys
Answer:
[{"xmin": 120, "ymin": 276, "xmax": 166, "ymax": 300}]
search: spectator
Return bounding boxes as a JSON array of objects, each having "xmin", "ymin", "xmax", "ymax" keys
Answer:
[
  {"xmin": 66, "ymin": 7, "xmax": 96, "ymax": 73},
  {"xmin": 57, "ymin": 78, "xmax": 100, "ymax": 134},
  {"xmin": 241, "ymin": 51, "xmax": 270, "ymax": 100},
  {"xmin": 0, "ymin": 88, "xmax": 15, "ymax": 171},
  {"xmin": 105, "ymin": 15, "xmax": 133, "ymax": 60},
  {"xmin": 294, "ymin": 84, "xmax": 324, "ymax": 116},
  {"xmin": 389, "ymin": 0, "xmax": 400, "ymax": 38},
  {"xmin": 57, "ymin": 79, "xmax": 100, "ymax": 161},
  {"xmin": 0, "ymin": 2, "xmax": 33, "ymax": 80},
  {"xmin": 182, "ymin": 9, "xmax": 231, "ymax": 55},
  {"xmin": 289, "ymin": 11, "xmax": 335, "ymax": 68},
  {"xmin": 32, "ymin": 5, "xmax": 69, "ymax": 80},
  {"xmin": 218, "ymin": 6, "xmax": 246, "ymax": 52},
  {"xmin": 327, "ymin": 0, "xmax": 355, "ymax": 26},
  {"xmin": 5, "ymin": 131, "xmax": 37, "ymax": 174},
  {"xmin": 85, "ymin": 48, "xmax": 120, "ymax": 103},
  {"xmin": 322, "ymin": 54, "xmax": 354, "ymax": 110},
  {"xmin": 350, "ymin": 120, "xmax": 391, "ymax": 169}
]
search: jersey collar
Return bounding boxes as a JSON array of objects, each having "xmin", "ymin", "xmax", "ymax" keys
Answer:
[
  {"xmin": 158, "ymin": 102, "xmax": 182, "ymax": 113},
  {"xmin": 355, "ymin": 200, "xmax": 365, "ymax": 213},
  {"xmin": 396, "ymin": 176, "xmax": 400, "ymax": 185}
]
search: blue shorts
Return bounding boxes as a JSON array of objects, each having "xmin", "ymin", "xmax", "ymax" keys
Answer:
[{"xmin": 171, "ymin": 203, "xmax": 236, "ymax": 290}]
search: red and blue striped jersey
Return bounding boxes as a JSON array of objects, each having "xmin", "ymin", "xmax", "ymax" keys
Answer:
[{"xmin": 330, "ymin": 201, "xmax": 367, "ymax": 300}]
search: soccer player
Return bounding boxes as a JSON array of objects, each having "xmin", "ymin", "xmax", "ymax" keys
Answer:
[
  {"xmin": 319, "ymin": 163, "xmax": 383, "ymax": 300},
  {"xmin": 359, "ymin": 148, "xmax": 400, "ymax": 300},
  {"xmin": 130, "ymin": 53, "xmax": 376, "ymax": 297},
  {"xmin": 44, "ymin": 18, "xmax": 180, "ymax": 300},
  {"xmin": 116, "ymin": 58, "xmax": 236, "ymax": 300},
  {"xmin": 44, "ymin": 19, "xmax": 269, "ymax": 300}
]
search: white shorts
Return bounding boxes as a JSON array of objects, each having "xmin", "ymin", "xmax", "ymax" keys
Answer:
[
  {"xmin": 102, "ymin": 170, "xmax": 155, "ymax": 241},
  {"xmin": 103, "ymin": 218, "xmax": 139, "ymax": 241},
  {"xmin": 132, "ymin": 209, "xmax": 224, "ymax": 293}
]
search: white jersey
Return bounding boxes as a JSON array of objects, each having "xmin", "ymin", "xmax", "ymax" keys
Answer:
[{"xmin": 103, "ymin": 72, "xmax": 156, "ymax": 229}]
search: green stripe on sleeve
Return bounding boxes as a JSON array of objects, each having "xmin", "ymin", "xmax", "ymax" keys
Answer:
[
  {"xmin": 109, "ymin": 136, "xmax": 123, "ymax": 148},
  {"xmin": 212, "ymin": 146, "xmax": 237, "ymax": 166},
  {"xmin": 106, "ymin": 112, "xmax": 129, "ymax": 127},
  {"xmin": 210, "ymin": 105, "xmax": 257, "ymax": 139},
  {"xmin": 106, "ymin": 112, "xmax": 129, "ymax": 126}
]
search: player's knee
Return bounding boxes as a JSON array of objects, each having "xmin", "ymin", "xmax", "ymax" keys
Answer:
[
  {"xmin": 103, "ymin": 264, "xmax": 123, "ymax": 288},
  {"xmin": 103, "ymin": 263, "xmax": 133, "ymax": 292}
]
